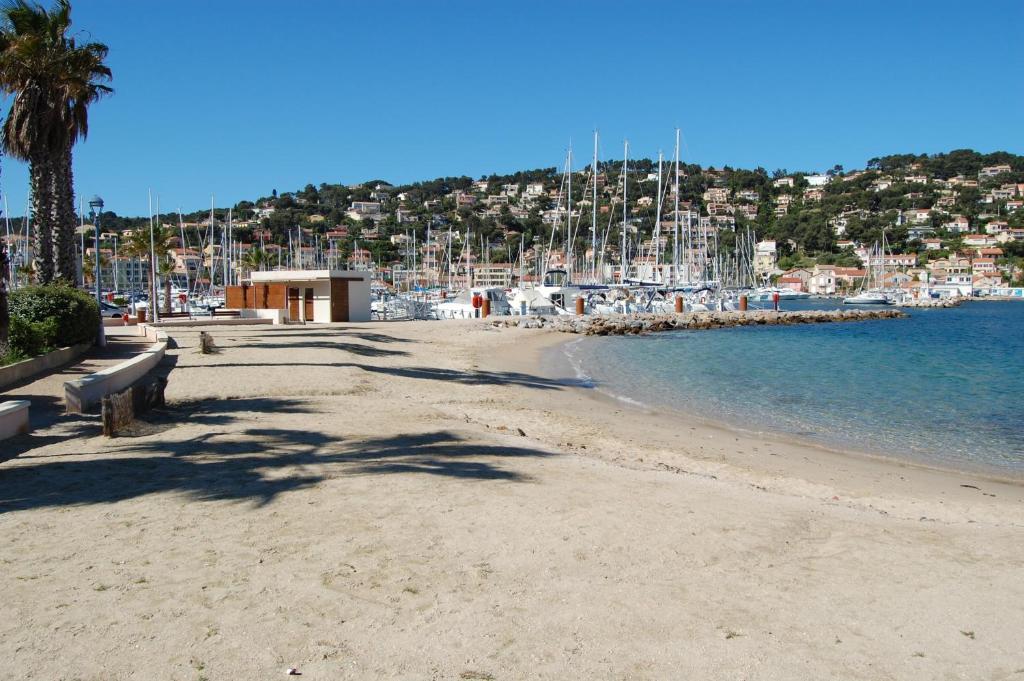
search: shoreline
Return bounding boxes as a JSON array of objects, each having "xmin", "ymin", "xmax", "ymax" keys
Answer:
[
  {"xmin": 540, "ymin": 330, "xmax": 1024, "ymax": 485},
  {"xmin": 4, "ymin": 319, "xmax": 1023, "ymax": 678},
  {"xmin": 476, "ymin": 325, "xmax": 1024, "ymax": 517}
]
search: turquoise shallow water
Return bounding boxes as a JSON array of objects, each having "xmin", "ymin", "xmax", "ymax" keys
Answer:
[{"xmin": 561, "ymin": 301, "xmax": 1024, "ymax": 475}]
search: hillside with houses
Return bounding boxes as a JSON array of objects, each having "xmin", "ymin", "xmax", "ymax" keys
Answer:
[{"xmin": 20, "ymin": 148, "xmax": 1022, "ymax": 295}]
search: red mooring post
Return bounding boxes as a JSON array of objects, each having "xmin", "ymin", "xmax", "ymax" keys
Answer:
[
  {"xmin": 674, "ymin": 295, "xmax": 683, "ymax": 313},
  {"xmin": 575, "ymin": 297, "xmax": 585, "ymax": 315},
  {"xmin": 739, "ymin": 295, "xmax": 748, "ymax": 311},
  {"xmin": 482, "ymin": 298, "xmax": 491, "ymax": 318}
]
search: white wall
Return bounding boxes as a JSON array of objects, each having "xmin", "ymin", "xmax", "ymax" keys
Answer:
[
  {"xmin": 312, "ymin": 280, "xmax": 332, "ymax": 322},
  {"xmin": 347, "ymin": 276, "xmax": 371, "ymax": 322}
]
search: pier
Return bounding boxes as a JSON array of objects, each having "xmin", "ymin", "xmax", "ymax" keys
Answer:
[{"xmin": 488, "ymin": 308, "xmax": 907, "ymax": 335}]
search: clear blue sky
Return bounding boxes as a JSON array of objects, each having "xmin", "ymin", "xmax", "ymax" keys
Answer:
[{"xmin": 2, "ymin": 0, "xmax": 1021, "ymax": 216}]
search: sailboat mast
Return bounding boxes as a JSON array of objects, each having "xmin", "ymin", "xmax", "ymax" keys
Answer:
[
  {"xmin": 654, "ymin": 150, "xmax": 663, "ymax": 283},
  {"xmin": 178, "ymin": 209, "xmax": 188, "ymax": 300},
  {"xmin": 4, "ymin": 195, "xmax": 12, "ymax": 287},
  {"xmin": 592, "ymin": 130, "xmax": 599, "ymax": 283},
  {"xmin": 673, "ymin": 129, "xmax": 680, "ymax": 285},
  {"xmin": 621, "ymin": 140, "xmax": 629, "ymax": 285},
  {"xmin": 567, "ymin": 143, "xmax": 572, "ymax": 281},
  {"xmin": 149, "ymin": 191, "xmax": 159, "ymax": 322}
]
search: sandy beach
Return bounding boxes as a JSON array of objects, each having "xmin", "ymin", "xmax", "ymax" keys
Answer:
[{"xmin": 2, "ymin": 319, "xmax": 1022, "ymax": 680}]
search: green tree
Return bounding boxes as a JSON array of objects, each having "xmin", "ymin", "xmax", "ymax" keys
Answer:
[{"xmin": 0, "ymin": 0, "xmax": 112, "ymax": 283}]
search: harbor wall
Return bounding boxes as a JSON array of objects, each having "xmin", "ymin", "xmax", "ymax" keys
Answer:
[{"xmin": 488, "ymin": 309, "xmax": 906, "ymax": 335}]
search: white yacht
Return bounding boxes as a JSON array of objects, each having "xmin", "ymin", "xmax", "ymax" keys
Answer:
[
  {"xmin": 534, "ymin": 269, "xmax": 586, "ymax": 313},
  {"xmin": 435, "ymin": 287, "xmax": 512, "ymax": 319},
  {"xmin": 843, "ymin": 290, "xmax": 891, "ymax": 305}
]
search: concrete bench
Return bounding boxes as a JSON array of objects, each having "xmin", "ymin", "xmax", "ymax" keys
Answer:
[
  {"xmin": 0, "ymin": 400, "xmax": 30, "ymax": 441},
  {"xmin": 64, "ymin": 326, "xmax": 169, "ymax": 414}
]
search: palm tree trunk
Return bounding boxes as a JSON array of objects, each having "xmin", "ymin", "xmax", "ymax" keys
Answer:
[
  {"xmin": 0, "ymin": 242, "xmax": 9, "ymax": 348},
  {"xmin": 52, "ymin": 148, "xmax": 78, "ymax": 283},
  {"xmin": 30, "ymin": 154, "xmax": 55, "ymax": 284},
  {"xmin": 163, "ymin": 274, "xmax": 171, "ymax": 314}
]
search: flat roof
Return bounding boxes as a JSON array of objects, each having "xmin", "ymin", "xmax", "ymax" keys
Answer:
[{"xmin": 249, "ymin": 269, "xmax": 370, "ymax": 282}]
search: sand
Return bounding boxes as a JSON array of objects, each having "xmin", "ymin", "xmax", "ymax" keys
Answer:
[{"xmin": 1, "ymin": 320, "xmax": 1022, "ymax": 680}]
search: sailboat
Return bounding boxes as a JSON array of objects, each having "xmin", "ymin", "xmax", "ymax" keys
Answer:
[{"xmin": 843, "ymin": 240, "xmax": 892, "ymax": 305}]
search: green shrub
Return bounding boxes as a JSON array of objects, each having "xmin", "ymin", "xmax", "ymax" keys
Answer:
[
  {"xmin": 8, "ymin": 284, "xmax": 99, "ymax": 348},
  {"xmin": 3, "ymin": 315, "xmax": 54, "ymax": 361}
]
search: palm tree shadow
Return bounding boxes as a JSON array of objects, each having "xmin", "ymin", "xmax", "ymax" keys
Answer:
[{"xmin": 0, "ymin": 396, "xmax": 554, "ymax": 513}]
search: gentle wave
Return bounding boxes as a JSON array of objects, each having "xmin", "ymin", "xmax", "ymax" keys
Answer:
[{"xmin": 566, "ymin": 301, "xmax": 1024, "ymax": 475}]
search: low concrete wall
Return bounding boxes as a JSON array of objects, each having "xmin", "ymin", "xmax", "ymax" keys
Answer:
[
  {"xmin": 240, "ymin": 308, "xmax": 285, "ymax": 325},
  {"xmin": 103, "ymin": 316, "xmax": 139, "ymax": 327},
  {"xmin": 0, "ymin": 400, "xmax": 30, "ymax": 441},
  {"xmin": 0, "ymin": 343, "xmax": 92, "ymax": 391},
  {"xmin": 64, "ymin": 327, "xmax": 169, "ymax": 414},
  {"xmin": 151, "ymin": 317, "xmax": 274, "ymax": 328}
]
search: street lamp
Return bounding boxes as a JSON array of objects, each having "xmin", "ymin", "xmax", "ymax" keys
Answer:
[{"xmin": 89, "ymin": 195, "xmax": 106, "ymax": 347}]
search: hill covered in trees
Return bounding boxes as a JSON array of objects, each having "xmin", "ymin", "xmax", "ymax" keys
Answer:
[{"xmin": 83, "ymin": 148, "xmax": 1024, "ymax": 274}]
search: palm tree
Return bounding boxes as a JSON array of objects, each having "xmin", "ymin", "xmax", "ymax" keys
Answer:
[
  {"xmin": 124, "ymin": 225, "xmax": 176, "ymax": 310},
  {"xmin": 81, "ymin": 250, "xmax": 107, "ymax": 286},
  {"xmin": 120, "ymin": 230, "xmax": 148, "ymax": 296},
  {"xmin": 0, "ymin": 0, "xmax": 112, "ymax": 284},
  {"xmin": 157, "ymin": 254, "xmax": 176, "ymax": 314},
  {"xmin": 240, "ymin": 247, "xmax": 271, "ymax": 276}
]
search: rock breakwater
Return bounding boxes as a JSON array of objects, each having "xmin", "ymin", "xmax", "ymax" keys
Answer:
[{"xmin": 488, "ymin": 309, "xmax": 906, "ymax": 335}]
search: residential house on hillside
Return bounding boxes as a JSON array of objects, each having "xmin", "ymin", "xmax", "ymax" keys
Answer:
[
  {"xmin": 779, "ymin": 267, "xmax": 812, "ymax": 291},
  {"xmin": 754, "ymin": 240, "xmax": 777, "ymax": 275},
  {"xmin": 472, "ymin": 263, "xmax": 515, "ymax": 288},
  {"xmin": 703, "ymin": 187, "xmax": 729, "ymax": 203},
  {"xmin": 348, "ymin": 248, "xmax": 373, "ymax": 269},
  {"xmin": 905, "ymin": 207, "xmax": 932, "ymax": 224},
  {"xmin": 772, "ymin": 177, "xmax": 795, "ymax": 189},
  {"xmin": 943, "ymin": 215, "xmax": 970, "ymax": 233},
  {"xmin": 979, "ymin": 164, "xmax": 1012, "ymax": 178},
  {"xmin": 997, "ymin": 229, "xmax": 1024, "ymax": 243},
  {"xmin": 832, "ymin": 267, "xmax": 865, "ymax": 290},
  {"xmin": 963, "ymin": 234, "xmax": 998, "ymax": 247},
  {"xmin": 807, "ymin": 265, "xmax": 836, "ymax": 295},
  {"xmin": 971, "ymin": 258, "xmax": 997, "ymax": 275},
  {"xmin": 738, "ymin": 204, "xmax": 758, "ymax": 221}
]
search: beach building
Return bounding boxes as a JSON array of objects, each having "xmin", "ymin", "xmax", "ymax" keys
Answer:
[{"xmin": 226, "ymin": 270, "xmax": 371, "ymax": 323}]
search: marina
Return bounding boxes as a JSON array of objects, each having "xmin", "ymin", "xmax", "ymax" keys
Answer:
[{"xmin": 0, "ymin": 1, "xmax": 1022, "ymax": 679}]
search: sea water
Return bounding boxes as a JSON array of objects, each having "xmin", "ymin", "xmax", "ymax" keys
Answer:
[{"xmin": 561, "ymin": 301, "xmax": 1024, "ymax": 475}]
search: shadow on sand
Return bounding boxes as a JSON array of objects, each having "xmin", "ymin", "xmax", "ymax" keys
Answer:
[
  {"xmin": 165, "ymin": 362, "xmax": 581, "ymax": 391},
  {"xmin": 0, "ymin": 397, "xmax": 553, "ymax": 514}
]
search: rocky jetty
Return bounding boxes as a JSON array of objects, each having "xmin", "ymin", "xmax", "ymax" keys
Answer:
[
  {"xmin": 488, "ymin": 309, "xmax": 906, "ymax": 336},
  {"xmin": 893, "ymin": 297, "xmax": 962, "ymax": 308}
]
